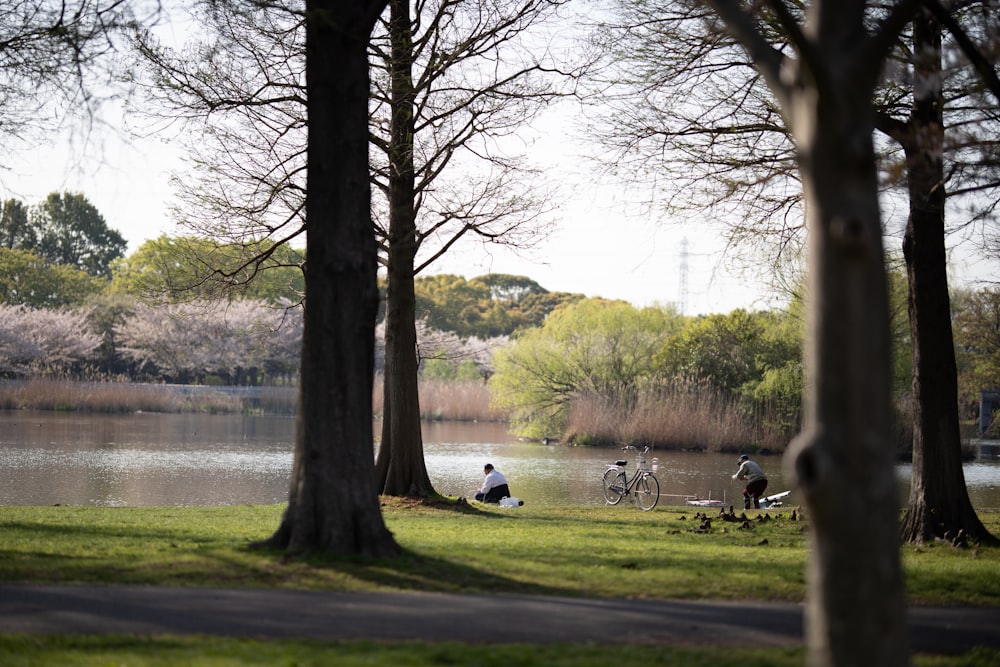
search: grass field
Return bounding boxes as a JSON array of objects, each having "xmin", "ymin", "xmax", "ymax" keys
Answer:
[{"xmin": 1, "ymin": 500, "xmax": 998, "ymax": 665}]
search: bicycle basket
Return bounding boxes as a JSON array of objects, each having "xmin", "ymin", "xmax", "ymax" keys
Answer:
[{"xmin": 638, "ymin": 451, "xmax": 658, "ymax": 473}]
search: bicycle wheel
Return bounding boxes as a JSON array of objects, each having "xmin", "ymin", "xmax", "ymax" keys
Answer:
[
  {"xmin": 602, "ymin": 468, "xmax": 626, "ymax": 505},
  {"xmin": 634, "ymin": 473, "xmax": 660, "ymax": 511}
]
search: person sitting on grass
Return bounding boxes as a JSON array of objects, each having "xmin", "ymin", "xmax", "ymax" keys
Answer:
[{"xmin": 475, "ymin": 463, "xmax": 512, "ymax": 503}]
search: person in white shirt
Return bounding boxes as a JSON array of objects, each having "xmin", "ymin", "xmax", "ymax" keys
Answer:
[
  {"xmin": 475, "ymin": 463, "xmax": 512, "ymax": 503},
  {"xmin": 732, "ymin": 454, "xmax": 768, "ymax": 509}
]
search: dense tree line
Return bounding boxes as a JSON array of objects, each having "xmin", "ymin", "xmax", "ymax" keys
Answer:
[
  {"xmin": 1, "ymin": 193, "xmax": 127, "ymax": 278},
  {"xmin": 6, "ymin": 216, "xmax": 1000, "ymax": 434}
]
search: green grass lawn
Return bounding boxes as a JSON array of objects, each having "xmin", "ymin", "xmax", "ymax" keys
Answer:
[{"xmin": 1, "ymin": 500, "xmax": 998, "ymax": 666}]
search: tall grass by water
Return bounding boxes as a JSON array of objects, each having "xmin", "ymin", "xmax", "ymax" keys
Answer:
[
  {"xmin": 371, "ymin": 376, "xmax": 503, "ymax": 422},
  {"xmin": 3, "ymin": 377, "xmax": 784, "ymax": 451},
  {"xmin": 0, "ymin": 379, "xmax": 296, "ymax": 415},
  {"xmin": 564, "ymin": 377, "xmax": 789, "ymax": 453}
]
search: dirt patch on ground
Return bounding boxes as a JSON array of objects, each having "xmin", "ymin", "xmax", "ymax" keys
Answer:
[{"xmin": 380, "ymin": 495, "xmax": 479, "ymax": 513}]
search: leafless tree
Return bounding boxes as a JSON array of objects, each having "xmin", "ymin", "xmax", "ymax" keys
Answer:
[
  {"xmin": 591, "ymin": 0, "xmax": 1000, "ymax": 551},
  {"xmin": 130, "ymin": 0, "xmax": 578, "ymax": 497},
  {"xmin": 876, "ymin": 3, "xmax": 998, "ymax": 545},
  {"xmin": 369, "ymin": 0, "xmax": 576, "ymax": 496},
  {"xmin": 0, "ymin": 1, "xmax": 163, "ymax": 181}
]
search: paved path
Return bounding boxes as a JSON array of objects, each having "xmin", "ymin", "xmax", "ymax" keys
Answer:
[{"xmin": 1, "ymin": 585, "xmax": 998, "ymax": 653}]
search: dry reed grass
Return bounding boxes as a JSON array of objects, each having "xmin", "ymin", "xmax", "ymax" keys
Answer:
[
  {"xmin": 372, "ymin": 376, "xmax": 503, "ymax": 422},
  {"xmin": 0, "ymin": 379, "xmax": 296, "ymax": 415},
  {"xmin": 565, "ymin": 378, "xmax": 787, "ymax": 453}
]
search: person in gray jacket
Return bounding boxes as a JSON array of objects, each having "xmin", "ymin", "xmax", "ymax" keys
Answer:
[{"xmin": 732, "ymin": 454, "xmax": 768, "ymax": 509}]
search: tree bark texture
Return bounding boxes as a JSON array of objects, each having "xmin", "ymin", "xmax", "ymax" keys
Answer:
[
  {"xmin": 781, "ymin": 4, "xmax": 907, "ymax": 666},
  {"xmin": 374, "ymin": 0, "xmax": 436, "ymax": 497},
  {"xmin": 265, "ymin": 0, "xmax": 398, "ymax": 556},
  {"xmin": 898, "ymin": 8, "xmax": 993, "ymax": 545}
]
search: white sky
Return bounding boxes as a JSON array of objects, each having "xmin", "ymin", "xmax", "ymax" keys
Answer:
[
  {"xmin": 3, "ymin": 2, "xmax": 997, "ymax": 319},
  {"xmin": 1, "ymin": 102, "xmax": 786, "ymax": 316},
  {"xmin": 6, "ymin": 115, "xmax": 996, "ymax": 317},
  {"xmin": 2, "ymin": 77, "xmax": 994, "ymax": 318}
]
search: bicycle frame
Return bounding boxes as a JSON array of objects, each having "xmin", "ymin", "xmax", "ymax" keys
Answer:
[{"xmin": 603, "ymin": 445, "xmax": 660, "ymax": 510}]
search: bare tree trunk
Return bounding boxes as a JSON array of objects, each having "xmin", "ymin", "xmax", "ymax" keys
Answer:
[
  {"xmin": 777, "ymin": 5, "xmax": 907, "ymax": 666},
  {"xmin": 898, "ymin": 8, "xmax": 993, "ymax": 546},
  {"xmin": 263, "ymin": 0, "xmax": 398, "ymax": 556},
  {"xmin": 374, "ymin": 0, "xmax": 436, "ymax": 497},
  {"xmin": 787, "ymin": 89, "xmax": 907, "ymax": 665}
]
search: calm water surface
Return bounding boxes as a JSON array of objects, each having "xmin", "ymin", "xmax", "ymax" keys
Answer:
[{"xmin": 2, "ymin": 410, "xmax": 999, "ymax": 508}]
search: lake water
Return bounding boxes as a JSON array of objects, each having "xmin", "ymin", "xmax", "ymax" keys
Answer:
[{"xmin": 2, "ymin": 410, "xmax": 1000, "ymax": 509}]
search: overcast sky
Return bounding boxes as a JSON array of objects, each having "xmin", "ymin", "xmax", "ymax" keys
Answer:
[
  {"xmin": 4, "ymin": 2, "xmax": 998, "ymax": 319},
  {"xmin": 2, "ymin": 93, "xmax": 790, "ymax": 318},
  {"xmin": 8, "ymin": 102, "xmax": 999, "ymax": 318}
]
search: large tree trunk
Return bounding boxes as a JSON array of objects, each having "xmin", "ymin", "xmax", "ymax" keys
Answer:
[
  {"xmin": 262, "ymin": 0, "xmax": 398, "ymax": 556},
  {"xmin": 898, "ymin": 9, "xmax": 993, "ymax": 545},
  {"xmin": 780, "ymin": 6, "xmax": 907, "ymax": 666},
  {"xmin": 374, "ymin": 0, "xmax": 436, "ymax": 497}
]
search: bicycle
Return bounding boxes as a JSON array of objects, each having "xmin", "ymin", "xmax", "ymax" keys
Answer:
[{"xmin": 602, "ymin": 445, "xmax": 660, "ymax": 510}]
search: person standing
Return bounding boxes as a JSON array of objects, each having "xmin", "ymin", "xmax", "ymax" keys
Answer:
[
  {"xmin": 475, "ymin": 463, "xmax": 512, "ymax": 503},
  {"xmin": 732, "ymin": 454, "xmax": 768, "ymax": 509}
]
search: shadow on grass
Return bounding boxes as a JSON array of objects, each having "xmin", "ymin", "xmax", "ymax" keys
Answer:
[
  {"xmin": 246, "ymin": 496, "xmax": 580, "ymax": 598},
  {"xmin": 0, "ymin": 500, "xmax": 577, "ymax": 597}
]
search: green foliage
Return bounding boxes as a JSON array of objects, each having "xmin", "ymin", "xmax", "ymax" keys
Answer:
[
  {"xmin": 414, "ymin": 273, "xmax": 585, "ymax": 338},
  {"xmin": 751, "ymin": 361, "xmax": 803, "ymax": 432},
  {"xmin": 0, "ymin": 247, "xmax": 104, "ymax": 307},
  {"xmin": 654, "ymin": 309, "xmax": 794, "ymax": 395},
  {"xmin": 490, "ymin": 299, "xmax": 682, "ymax": 438},
  {"xmin": 954, "ymin": 286, "xmax": 1000, "ymax": 398},
  {"xmin": 33, "ymin": 192, "xmax": 127, "ymax": 278},
  {"xmin": 1, "ymin": 192, "xmax": 125, "ymax": 282},
  {"xmin": 887, "ymin": 266, "xmax": 913, "ymax": 396},
  {"xmin": 512, "ymin": 290, "xmax": 586, "ymax": 329},
  {"xmin": 0, "ymin": 198, "xmax": 34, "ymax": 249},
  {"xmin": 469, "ymin": 273, "xmax": 546, "ymax": 304},
  {"xmin": 420, "ymin": 358, "xmax": 482, "ymax": 382},
  {"xmin": 489, "ymin": 296, "xmax": 805, "ymax": 441},
  {"xmin": 81, "ymin": 292, "xmax": 139, "ymax": 376},
  {"xmin": 111, "ymin": 235, "xmax": 304, "ymax": 304},
  {"xmin": 416, "ymin": 274, "xmax": 494, "ymax": 337},
  {"xmin": 653, "ymin": 308, "xmax": 804, "ymax": 440}
]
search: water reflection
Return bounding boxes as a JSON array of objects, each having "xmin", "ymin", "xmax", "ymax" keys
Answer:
[
  {"xmin": 2, "ymin": 410, "xmax": 999, "ymax": 509},
  {"xmin": 0, "ymin": 411, "xmax": 295, "ymax": 506}
]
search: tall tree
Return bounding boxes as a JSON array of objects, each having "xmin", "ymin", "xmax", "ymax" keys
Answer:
[
  {"xmin": 33, "ymin": 192, "xmax": 127, "ymax": 278},
  {"xmin": 0, "ymin": 199, "xmax": 35, "ymax": 249},
  {"xmin": 370, "ymin": 0, "xmax": 571, "ymax": 496},
  {"xmin": 593, "ymin": 1, "xmax": 1000, "ymax": 549},
  {"xmin": 374, "ymin": 0, "xmax": 430, "ymax": 497},
  {"xmin": 132, "ymin": 0, "xmax": 571, "ymax": 498},
  {"xmin": 878, "ymin": 6, "xmax": 993, "ymax": 544},
  {"xmin": 260, "ymin": 0, "xmax": 398, "ymax": 556},
  {"xmin": 702, "ymin": 2, "xmax": 915, "ymax": 664}
]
